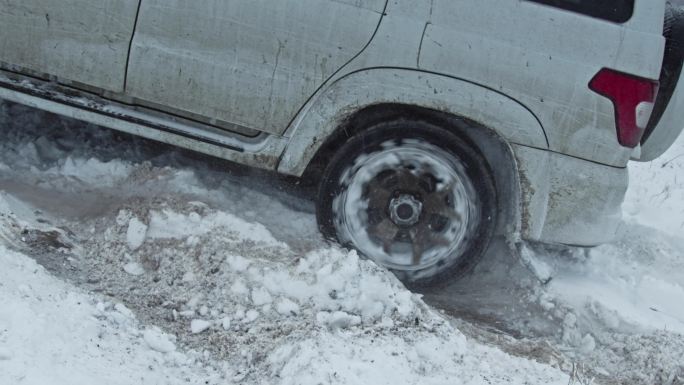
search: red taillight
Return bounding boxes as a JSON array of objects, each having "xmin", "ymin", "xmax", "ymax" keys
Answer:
[{"xmin": 589, "ymin": 68, "xmax": 659, "ymax": 148}]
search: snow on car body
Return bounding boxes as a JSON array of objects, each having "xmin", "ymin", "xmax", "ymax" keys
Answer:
[{"xmin": 0, "ymin": 0, "xmax": 682, "ymax": 284}]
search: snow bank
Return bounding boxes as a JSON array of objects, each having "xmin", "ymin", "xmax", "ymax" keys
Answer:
[
  {"xmin": 515, "ymin": 134, "xmax": 684, "ymax": 383},
  {"xmin": 548, "ymin": 229, "xmax": 684, "ymax": 335},
  {"xmin": 269, "ymin": 330, "xmax": 567, "ymax": 385},
  {"xmin": 546, "ymin": 135, "xmax": 684, "ymax": 337},
  {"xmin": 0, "ymin": 245, "xmax": 224, "ymax": 385},
  {"xmin": 101, "ymin": 203, "xmax": 570, "ymax": 383},
  {"xmin": 624, "ymin": 133, "xmax": 684, "ymax": 237},
  {"xmin": 0, "ymin": 188, "xmax": 570, "ymax": 384}
]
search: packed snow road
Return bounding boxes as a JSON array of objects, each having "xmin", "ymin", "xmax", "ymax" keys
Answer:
[{"xmin": 0, "ymin": 101, "xmax": 682, "ymax": 385}]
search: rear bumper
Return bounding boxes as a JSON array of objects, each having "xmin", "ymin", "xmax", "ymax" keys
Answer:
[{"xmin": 513, "ymin": 144, "xmax": 628, "ymax": 246}]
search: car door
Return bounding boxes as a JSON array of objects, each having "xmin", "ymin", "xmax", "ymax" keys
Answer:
[
  {"xmin": 125, "ymin": 0, "xmax": 386, "ymax": 135},
  {"xmin": 0, "ymin": 0, "xmax": 140, "ymax": 93}
]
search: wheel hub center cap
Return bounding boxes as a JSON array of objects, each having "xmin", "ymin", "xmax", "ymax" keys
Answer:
[{"xmin": 389, "ymin": 194, "xmax": 422, "ymax": 226}]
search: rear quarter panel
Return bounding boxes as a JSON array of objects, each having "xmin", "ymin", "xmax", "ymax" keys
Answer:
[{"xmin": 419, "ymin": 0, "xmax": 665, "ymax": 167}]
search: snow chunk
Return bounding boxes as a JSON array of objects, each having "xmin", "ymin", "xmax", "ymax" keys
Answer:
[
  {"xmin": 179, "ymin": 310, "xmax": 195, "ymax": 318},
  {"xmin": 244, "ymin": 310, "xmax": 259, "ymax": 323},
  {"xmin": 251, "ymin": 287, "xmax": 273, "ymax": 306},
  {"xmin": 126, "ymin": 217, "xmax": 147, "ymax": 251},
  {"xmin": 123, "ymin": 262, "xmax": 145, "ymax": 276},
  {"xmin": 230, "ymin": 279, "xmax": 249, "ymax": 296},
  {"xmin": 110, "ymin": 303, "xmax": 135, "ymax": 326},
  {"xmin": 519, "ymin": 243, "xmax": 553, "ymax": 283},
  {"xmin": 185, "ymin": 294, "xmax": 202, "ymax": 310},
  {"xmin": 316, "ymin": 311, "xmax": 361, "ymax": 330},
  {"xmin": 379, "ymin": 316, "xmax": 395, "ymax": 328},
  {"xmin": 275, "ymin": 298, "xmax": 300, "ymax": 316},
  {"xmin": 226, "ymin": 255, "xmax": 251, "ymax": 272},
  {"xmin": 114, "ymin": 303, "xmax": 134, "ymax": 318},
  {"xmin": 190, "ymin": 319, "xmax": 212, "ymax": 334},
  {"xmin": 182, "ymin": 271, "xmax": 196, "ymax": 282},
  {"xmin": 143, "ymin": 328, "xmax": 176, "ymax": 353},
  {"xmin": 147, "ymin": 209, "xmax": 283, "ymax": 246},
  {"xmin": 260, "ymin": 249, "xmax": 419, "ymax": 325},
  {"xmin": 221, "ymin": 317, "xmax": 232, "ymax": 330},
  {"xmin": 580, "ymin": 334, "xmax": 596, "ymax": 354},
  {"xmin": 58, "ymin": 156, "xmax": 132, "ymax": 186}
]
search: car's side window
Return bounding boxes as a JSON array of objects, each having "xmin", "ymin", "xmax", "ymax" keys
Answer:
[{"xmin": 526, "ymin": 0, "xmax": 635, "ymax": 23}]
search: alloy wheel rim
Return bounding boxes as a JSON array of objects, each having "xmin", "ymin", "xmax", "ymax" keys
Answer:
[{"xmin": 333, "ymin": 139, "xmax": 480, "ymax": 277}]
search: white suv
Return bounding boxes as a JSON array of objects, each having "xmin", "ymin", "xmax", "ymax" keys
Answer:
[{"xmin": 1, "ymin": 0, "xmax": 682, "ymax": 285}]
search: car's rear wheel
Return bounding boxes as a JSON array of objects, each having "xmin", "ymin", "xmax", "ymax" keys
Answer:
[{"xmin": 317, "ymin": 119, "xmax": 496, "ymax": 286}]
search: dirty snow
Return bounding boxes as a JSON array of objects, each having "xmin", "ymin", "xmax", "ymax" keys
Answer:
[
  {"xmin": 0, "ymin": 245, "xmax": 224, "ymax": 385},
  {"xmin": 0, "ymin": 102, "xmax": 570, "ymax": 384},
  {"xmin": 0, "ymin": 100, "xmax": 682, "ymax": 384},
  {"xmin": 624, "ymin": 137, "xmax": 684, "ymax": 237},
  {"xmin": 498, "ymin": 133, "xmax": 684, "ymax": 384}
]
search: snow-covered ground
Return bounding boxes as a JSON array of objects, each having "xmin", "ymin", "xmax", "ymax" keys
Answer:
[{"xmin": 0, "ymin": 101, "xmax": 682, "ymax": 384}]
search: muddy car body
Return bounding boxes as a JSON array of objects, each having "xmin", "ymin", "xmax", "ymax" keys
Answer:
[{"xmin": 1, "ymin": 0, "xmax": 683, "ymax": 284}]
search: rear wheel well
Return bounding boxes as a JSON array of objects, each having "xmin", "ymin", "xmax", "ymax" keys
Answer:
[
  {"xmin": 303, "ymin": 103, "xmax": 522, "ymax": 240},
  {"xmin": 304, "ymin": 104, "xmax": 448, "ymax": 183}
]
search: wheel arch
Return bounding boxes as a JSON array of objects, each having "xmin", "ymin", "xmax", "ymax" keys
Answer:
[
  {"xmin": 277, "ymin": 67, "xmax": 548, "ymax": 177},
  {"xmin": 302, "ymin": 103, "xmax": 523, "ymax": 243},
  {"xmin": 277, "ymin": 68, "xmax": 540, "ymax": 239}
]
